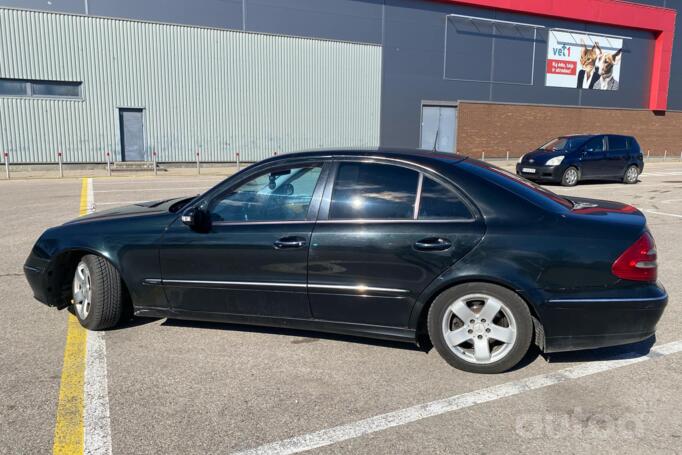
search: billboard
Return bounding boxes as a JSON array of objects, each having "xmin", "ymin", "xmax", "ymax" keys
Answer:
[{"xmin": 546, "ymin": 30, "xmax": 624, "ymax": 91}]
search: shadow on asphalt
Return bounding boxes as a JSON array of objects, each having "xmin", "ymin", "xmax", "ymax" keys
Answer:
[
  {"xmin": 542, "ymin": 335, "xmax": 656, "ymax": 363},
  {"xmin": 541, "ymin": 179, "xmax": 636, "ymax": 187},
  {"xmin": 160, "ymin": 318, "xmax": 424, "ymax": 352},
  {"xmin": 114, "ymin": 317, "xmax": 657, "ymax": 370}
]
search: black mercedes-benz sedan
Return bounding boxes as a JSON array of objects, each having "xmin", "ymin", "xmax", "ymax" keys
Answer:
[{"xmin": 24, "ymin": 149, "xmax": 667, "ymax": 373}]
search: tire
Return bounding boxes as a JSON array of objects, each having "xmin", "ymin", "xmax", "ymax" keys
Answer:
[
  {"xmin": 623, "ymin": 165, "xmax": 640, "ymax": 184},
  {"xmin": 427, "ymin": 283, "xmax": 533, "ymax": 374},
  {"xmin": 71, "ymin": 254, "xmax": 123, "ymax": 330},
  {"xmin": 561, "ymin": 166, "xmax": 579, "ymax": 187}
]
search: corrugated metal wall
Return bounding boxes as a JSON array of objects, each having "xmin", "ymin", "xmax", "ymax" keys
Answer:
[{"xmin": 0, "ymin": 8, "xmax": 382, "ymax": 163}]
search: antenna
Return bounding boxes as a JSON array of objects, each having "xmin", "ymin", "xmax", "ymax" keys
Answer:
[{"xmin": 432, "ymin": 109, "xmax": 443, "ymax": 153}]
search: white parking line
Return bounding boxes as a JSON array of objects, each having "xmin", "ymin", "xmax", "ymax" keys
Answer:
[
  {"xmin": 84, "ymin": 331, "xmax": 112, "ymax": 455},
  {"xmin": 94, "ymin": 187, "xmax": 207, "ymax": 193},
  {"xmin": 94, "ymin": 178, "xmax": 222, "ymax": 186},
  {"xmin": 232, "ymin": 340, "xmax": 682, "ymax": 455},
  {"xmin": 84, "ymin": 179, "xmax": 113, "ymax": 455},
  {"xmin": 96, "ymin": 201, "xmax": 153, "ymax": 206},
  {"xmin": 643, "ymin": 209, "xmax": 682, "ymax": 219},
  {"xmin": 641, "ymin": 171, "xmax": 682, "ymax": 177}
]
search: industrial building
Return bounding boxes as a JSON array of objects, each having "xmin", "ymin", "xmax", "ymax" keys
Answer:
[{"xmin": 0, "ymin": 0, "xmax": 680, "ymax": 163}]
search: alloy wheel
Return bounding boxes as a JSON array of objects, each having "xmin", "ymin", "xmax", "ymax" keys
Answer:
[
  {"xmin": 441, "ymin": 293, "xmax": 518, "ymax": 364},
  {"xmin": 625, "ymin": 166, "xmax": 639, "ymax": 183},
  {"xmin": 72, "ymin": 261, "xmax": 92, "ymax": 320},
  {"xmin": 564, "ymin": 168, "xmax": 578, "ymax": 186}
]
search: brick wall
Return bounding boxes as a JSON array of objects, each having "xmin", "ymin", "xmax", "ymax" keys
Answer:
[{"xmin": 457, "ymin": 102, "xmax": 682, "ymax": 158}]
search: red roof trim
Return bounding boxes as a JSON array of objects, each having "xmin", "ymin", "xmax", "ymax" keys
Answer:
[{"xmin": 435, "ymin": 0, "xmax": 677, "ymax": 110}]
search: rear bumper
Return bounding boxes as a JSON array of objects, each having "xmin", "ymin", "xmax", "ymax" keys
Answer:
[
  {"xmin": 516, "ymin": 164, "xmax": 564, "ymax": 182},
  {"xmin": 540, "ymin": 284, "xmax": 668, "ymax": 353}
]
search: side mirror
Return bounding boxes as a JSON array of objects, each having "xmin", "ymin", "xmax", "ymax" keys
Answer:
[
  {"xmin": 181, "ymin": 207, "xmax": 197, "ymax": 227},
  {"xmin": 181, "ymin": 206, "xmax": 210, "ymax": 232}
]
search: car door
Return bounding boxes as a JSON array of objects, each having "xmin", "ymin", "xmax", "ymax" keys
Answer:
[
  {"xmin": 307, "ymin": 159, "xmax": 485, "ymax": 328},
  {"xmin": 579, "ymin": 136, "xmax": 607, "ymax": 178},
  {"xmin": 605, "ymin": 135, "xmax": 630, "ymax": 178},
  {"xmin": 158, "ymin": 160, "xmax": 329, "ymax": 318}
]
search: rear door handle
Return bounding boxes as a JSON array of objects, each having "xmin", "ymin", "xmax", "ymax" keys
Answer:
[
  {"xmin": 274, "ymin": 236, "xmax": 307, "ymax": 249},
  {"xmin": 414, "ymin": 238, "xmax": 452, "ymax": 251}
]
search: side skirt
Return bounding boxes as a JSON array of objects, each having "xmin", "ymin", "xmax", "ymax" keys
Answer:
[{"xmin": 134, "ymin": 307, "xmax": 418, "ymax": 344}]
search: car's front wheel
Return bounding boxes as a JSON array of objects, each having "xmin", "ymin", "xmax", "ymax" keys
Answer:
[
  {"xmin": 72, "ymin": 254, "xmax": 123, "ymax": 330},
  {"xmin": 561, "ymin": 166, "xmax": 580, "ymax": 187},
  {"xmin": 623, "ymin": 165, "xmax": 640, "ymax": 184},
  {"xmin": 427, "ymin": 283, "xmax": 533, "ymax": 374}
]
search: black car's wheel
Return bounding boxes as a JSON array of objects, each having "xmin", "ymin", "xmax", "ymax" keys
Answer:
[
  {"xmin": 427, "ymin": 283, "xmax": 533, "ymax": 374},
  {"xmin": 561, "ymin": 167, "xmax": 580, "ymax": 187},
  {"xmin": 72, "ymin": 254, "xmax": 123, "ymax": 330},
  {"xmin": 623, "ymin": 165, "xmax": 640, "ymax": 184}
]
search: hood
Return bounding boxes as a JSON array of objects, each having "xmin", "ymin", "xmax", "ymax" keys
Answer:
[
  {"xmin": 521, "ymin": 149, "xmax": 567, "ymax": 165},
  {"xmin": 64, "ymin": 196, "xmax": 194, "ymax": 224}
]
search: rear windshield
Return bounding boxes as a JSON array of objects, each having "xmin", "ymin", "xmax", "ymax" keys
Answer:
[
  {"xmin": 539, "ymin": 137, "xmax": 586, "ymax": 151},
  {"xmin": 466, "ymin": 160, "xmax": 574, "ymax": 211}
]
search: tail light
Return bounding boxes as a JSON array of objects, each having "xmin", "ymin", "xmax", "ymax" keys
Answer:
[{"xmin": 611, "ymin": 232, "xmax": 657, "ymax": 282}]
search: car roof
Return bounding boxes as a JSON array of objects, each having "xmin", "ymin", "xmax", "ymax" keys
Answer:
[
  {"xmin": 256, "ymin": 148, "xmax": 469, "ymax": 166},
  {"xmin": 560, "ymin": 134, "xmax": 634, "ymax": 139}
]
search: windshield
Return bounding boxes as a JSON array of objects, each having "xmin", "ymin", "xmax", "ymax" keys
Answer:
[{"xmin": 538, "ymin": 137, "xmax": 585, "ymax": 152}]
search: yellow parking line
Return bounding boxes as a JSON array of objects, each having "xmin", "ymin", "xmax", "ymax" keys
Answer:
[
  {"xmin": 53, "ymin": 315, "xmax": 87, "ymax": 454},
  {"xmin": 79, "ymin": 178, "xmax": 89, "ymax": 216},
  {"xmin": 53, "ymin": 178, "xmax": 90, "ymax": 454}
]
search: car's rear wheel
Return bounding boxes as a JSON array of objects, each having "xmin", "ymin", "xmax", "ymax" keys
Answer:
[
  {"xmin": 427, "ymin": 283, "xmax": 533, "ymax": 374},
  {"xmin": 561, "ymin": 167, "xmax": 579, "ymax": 187},
  {"xmin": 623, "ymin": 165, "xmax": 640, "ymax": 184},
  {"xmin": 72, "ymin": 254, "xmax": 123, "ymax": 330}
]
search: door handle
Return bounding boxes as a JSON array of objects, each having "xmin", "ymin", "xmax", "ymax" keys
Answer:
[
  {"xmin": 274, "ymin": 236, "xmax": 307, "ymax": 249},
  {"xmin": 414, "ymin": 238, "xmax": 452, "ymax": 251}
]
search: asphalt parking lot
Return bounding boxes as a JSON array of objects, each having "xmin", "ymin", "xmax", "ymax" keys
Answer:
[{"xmin": 1, "ymin": 162, "xmax": 681, "ymax": 454}]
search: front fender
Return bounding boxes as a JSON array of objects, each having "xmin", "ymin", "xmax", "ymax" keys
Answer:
[{"xmin": 28, "ymin": 212, "xmax": 173, "ymax": 310}]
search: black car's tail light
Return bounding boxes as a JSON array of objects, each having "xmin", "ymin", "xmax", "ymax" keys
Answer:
[{"xmin": 611, "ymin": 232, "xmax": 657, "ymax": 282}]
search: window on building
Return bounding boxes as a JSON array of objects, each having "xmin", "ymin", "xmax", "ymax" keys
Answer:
[
  {"xmin": 329, "ymin": 162, "xmax": 419, "ymax": 220},
  {"xmin": 418, "ymin": 177, "xmax": 472, "ymax": 220},
  {"xmin": 444, "ymin": 15, "xmax": 540, "ymax": 85},
  {"xmin": 0, "ymin": 78, "xmax": 82, "ymax": 99},
  {"xmin": 31, "ymin": 81, "xmax": 82, "ymax": 98},
  {"xmin": 0, "ymin": 79, "xmax": 28, "ymax": 96}
]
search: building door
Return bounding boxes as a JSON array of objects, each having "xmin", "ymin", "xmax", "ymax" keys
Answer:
[
  {"xmin": 119, "ymin": 108, "xmax": 145, "ymax": 161},
  {"xmin": 420, "ymin": 105, "xmax": 457, "ymax": 153}
]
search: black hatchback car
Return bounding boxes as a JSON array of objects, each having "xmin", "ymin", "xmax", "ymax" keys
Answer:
[
  {"xmin": 516, "ymin": 134, "xmax": 644, "ymax": 186},
  {"xmin": 25, "ymin": 149, "xmax": 666, "ymax": 373}
]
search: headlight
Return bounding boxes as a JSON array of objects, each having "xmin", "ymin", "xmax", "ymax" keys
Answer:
[
  {"xmin": 546, "ymin": 156, "xmax": 565, "ymax": 166},
  {"xmin": 517, "ymin": 154, "xmax": 525, "ymax": 164}
]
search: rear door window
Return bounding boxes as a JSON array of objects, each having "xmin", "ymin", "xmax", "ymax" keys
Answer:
[
  {"xmin": 329, "ymin": 162, "xmax": 419, "ymax": 220},
  {"xmin": 418, "ymin": 177, "xmax": 472, "ymax": 220},
  {"xmin": 607, "ymin": 135, "xmax": 628, "ymax": 152}
]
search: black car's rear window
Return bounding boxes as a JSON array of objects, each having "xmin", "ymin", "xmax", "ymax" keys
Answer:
[{"xmin": 463, "ymin": 160, "xmax": 573, "ymax": 211}]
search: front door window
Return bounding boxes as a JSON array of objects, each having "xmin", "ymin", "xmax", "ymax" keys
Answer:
[{"xmin": 211, "ymin": 165, "xmax": 323, "ymax": 222}]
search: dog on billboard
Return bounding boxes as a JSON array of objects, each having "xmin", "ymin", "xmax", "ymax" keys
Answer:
[
  {"xmin": 576, "ymin": 40, "xmax": 602, "ymax": 89},
  {"xmin": 596, "ymin": 49, "xmax": 622, "ymax": 90}
]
